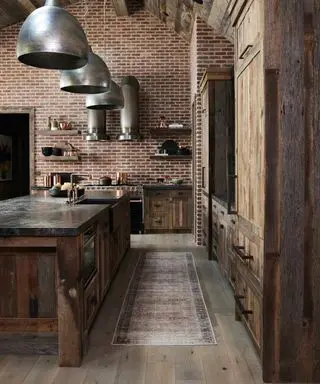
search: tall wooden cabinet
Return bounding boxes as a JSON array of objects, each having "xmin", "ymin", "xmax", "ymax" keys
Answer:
[
  {"xmin": 207, "ymin": 0, "xmax": 320, "ymax": 382},
  {"xmin": 200, "ymin": 68, "xmax": 234, "ymax": 260}
]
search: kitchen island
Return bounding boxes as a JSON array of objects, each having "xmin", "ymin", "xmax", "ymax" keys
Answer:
[{"xmin": 0, "ymin": 191, "xmax": 130, "ymax": 367}]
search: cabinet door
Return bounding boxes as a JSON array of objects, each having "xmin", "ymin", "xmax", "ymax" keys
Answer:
[
  {"xmin": 236, "ymin": 49, "xmax": 264, "ymax": 231},
  {"xmin": 201, "ymin": 84, "xmax": 209, "ymax": 193},
  {"xmin": 100, "ymin": 223, "xmax": 110, "ymax": 298},
  {"xmin": 171, "ymin": 196, "xmax": 190, "ymax": 229}
]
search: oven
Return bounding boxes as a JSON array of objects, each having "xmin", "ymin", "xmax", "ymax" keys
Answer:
[{"xmin": 82, "ymin": 225, "xmax": 97, "ymax": 286}]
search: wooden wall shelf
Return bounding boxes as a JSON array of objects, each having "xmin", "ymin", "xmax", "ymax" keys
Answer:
[
  {"xmin": 150, "ymin": 128, "xmax": 191, "ymax": 135},
  {"xmin": 38, "ymin": 130, "xmax": 80, "ymax": 136},
  {"xmin": 43, "ymin": 156, "xmax": 80, "ymax": 161},
  {"xmin": 150, "ymin": 155, "xmax": 192, "ymax": 160}
]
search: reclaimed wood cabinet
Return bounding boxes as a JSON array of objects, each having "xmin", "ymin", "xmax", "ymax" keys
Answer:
[
  {"xmin": 144, "ymin": 188, "xmax": 192, "ymax": 233},
  {"xmin": 210, "ymin": 0, "xmax": 320, "ymax": 381},
  {"xmin": 200, "ymin": 67, "xmax": 234, "ymax": 259}
]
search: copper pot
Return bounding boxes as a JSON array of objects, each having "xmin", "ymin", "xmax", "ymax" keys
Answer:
[{"xmin": 116, "ymin": 172, "xmax": 128, "ymax": 185}]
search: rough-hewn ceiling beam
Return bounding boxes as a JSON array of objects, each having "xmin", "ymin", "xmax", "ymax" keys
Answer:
[{"xmin": 112, "ymin": 0, "xmax": 129, "ymax": 16}]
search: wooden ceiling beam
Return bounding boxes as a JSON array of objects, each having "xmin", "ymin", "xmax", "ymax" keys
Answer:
[
  {"xmin": 18, "ymin": 0, "xmax": 37, "ymax": 14},
  {"xmin": 112, "ymin": 0, "xmax": 129, "ymax": 16}
]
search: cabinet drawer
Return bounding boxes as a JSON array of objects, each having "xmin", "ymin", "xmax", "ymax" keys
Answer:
[
  {"xmin": 236, "ymin": 0, "xmax": 262, "ymax": 60},
  {"xmin": 84, "ymin": 274, "xmax": 98, "ymax": 331},
  {"xmin": 235, "ymin": 272, "xmax": 261, "ymax": 349},
  {"xmin": 150, "ymin": 198, "xmax": 167, "ymax": 212},
  {"xmin": 148, "ymin": 214, "xmax": 169, "ymax": 229},
  {"xmin": 144, "ymin": 190, "xmax": 169, "ymax": 198},
  {"xmin": 171, "ymin": 190, "xmax": 191, "ymax": 199}
]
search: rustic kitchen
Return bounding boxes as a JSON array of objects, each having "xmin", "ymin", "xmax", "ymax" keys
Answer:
[{"xmin": 0, "ymin": 0, "xmax": 319, "ymax": 383}]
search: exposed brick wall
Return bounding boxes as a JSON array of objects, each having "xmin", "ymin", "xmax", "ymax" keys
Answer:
[
  {"xmin": 0, "ymin": 0, "xmax": 192, "ymax": 186},
  {"xmin": 190, "ymin": 18, "xmax": 234, "ymax": 245}
]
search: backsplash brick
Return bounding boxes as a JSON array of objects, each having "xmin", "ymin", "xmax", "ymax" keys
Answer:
[{"xmin": 0, "ymin": 0, "xmax": 192, "ymax": 186}]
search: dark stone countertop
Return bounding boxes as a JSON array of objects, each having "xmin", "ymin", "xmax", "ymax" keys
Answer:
[
  {"xmin": 143, "ymin": 184, "xmax": 192, "ymax": 190},
  {"xmin": 0, "ymin": 195, "xmax": 110, "ymax": 237}
]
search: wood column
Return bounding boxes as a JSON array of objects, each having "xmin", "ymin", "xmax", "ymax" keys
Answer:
[
  {"xmin": 56, "ymin": 236, "xmax": 83, "ymax": 367},
  {"xmin": 263, "ymin": 0, "xmax": 320, "ymax": 381}
]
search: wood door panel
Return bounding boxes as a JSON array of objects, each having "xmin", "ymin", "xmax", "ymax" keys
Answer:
[
  {"xmin": 171, "ymin": 197, "xmax": 189, "ymax": 229},
  {"xmin": 236, "ymin": 0, "xmax": 262, "ymax": 61},
  {"xmin": 0, "ymin": 252, "xmax": 56, "ymax": 319},
  {"xmin": 236, "ymin": 50, "xmax": 264, "ymax": 231}
]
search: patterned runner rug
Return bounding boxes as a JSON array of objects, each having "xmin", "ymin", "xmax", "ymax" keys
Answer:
[{"xmin": 112, "ymin": 252, "xmax": 216, "ymax": 345}]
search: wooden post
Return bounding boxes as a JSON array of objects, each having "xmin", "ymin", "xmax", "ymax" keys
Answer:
[
  {"xmin": 56, "ymin": 236, "xmax": 83, "ymax": 367},
  {"xmin": 278, "ymin": 1, "xmax": 305, "ymax": 381}
]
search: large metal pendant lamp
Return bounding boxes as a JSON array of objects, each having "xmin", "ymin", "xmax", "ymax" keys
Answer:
[
  {"xmin": 16, "ymin": 0, "xmax": 89, "ymax": 70},
  {"xmin": 86, "ymin": 80, "xmax": 124, "ymax": 109},
  {"xmin": 60, "ymin": 47, "xmax": 111, "ymax": 93}
]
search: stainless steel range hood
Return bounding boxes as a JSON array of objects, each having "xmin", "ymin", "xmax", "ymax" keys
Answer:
[
  {"xmin": 118, "ymin": 76, "xmax": 141, "ymax": 141},
  {"xmin": 85, "ymin": 109, "xmax": 109, "ymax": 141}
]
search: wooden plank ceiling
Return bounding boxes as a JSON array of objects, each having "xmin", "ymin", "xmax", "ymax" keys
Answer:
[{"xmin": 0, "ymin": 0, "xmax": 234, "ymax": 42}]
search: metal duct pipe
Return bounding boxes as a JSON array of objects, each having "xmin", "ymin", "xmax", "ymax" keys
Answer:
[
  {"xmin": 85, "ymin": 109, "xmax": 109, "ymax": 141},
  {"xmin": 118, "ymin": 76, "xmax": 140, "ymax": 141}
]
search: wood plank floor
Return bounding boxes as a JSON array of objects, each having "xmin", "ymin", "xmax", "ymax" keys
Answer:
[{"xmin": 0, "ymin": 234, "xmax": 264, "ymax": 384}]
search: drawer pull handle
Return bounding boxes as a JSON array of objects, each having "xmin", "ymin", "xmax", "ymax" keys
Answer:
[
  {"xmin": 155, "ymin": 204, "xmax": 161, "ymax": 208},
  {"xmin": 239, "ymin": 44, "xmax": 253, "ymax": 59},
  {"xmin": 233, "ymin": 245, "xmax": 254, "ymax": 260},
  {"xmin": 234, "ymin": 294, "xmax": 253, "ymax": 316}
]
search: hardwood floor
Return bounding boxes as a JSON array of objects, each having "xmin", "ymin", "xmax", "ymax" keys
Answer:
[{"xmin": 0, "ymin": 234, "xmax": 263, "ymax": 384}]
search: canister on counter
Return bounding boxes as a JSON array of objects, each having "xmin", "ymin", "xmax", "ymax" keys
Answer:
[
  {"xmin": 43, "ymin": 174, "xmax": 52, "ymax": 187},
  {"xmin": 52, "ymin": 174, "xmax": 62, "ymax": 185}
]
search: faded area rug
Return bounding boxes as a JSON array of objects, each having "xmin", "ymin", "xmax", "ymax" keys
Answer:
[{"xmin": 112, "ymin": 252, "xmax": 216, "ymax": 345}]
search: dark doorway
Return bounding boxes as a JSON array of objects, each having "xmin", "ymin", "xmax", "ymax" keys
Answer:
[{"xmin": 0, "ymin": 113, "xmax": 30, "ymax": 200}]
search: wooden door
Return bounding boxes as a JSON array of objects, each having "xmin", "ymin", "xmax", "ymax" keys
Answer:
[
  {"xmin": 171, "ymin": 196, "xmax": 189, "ymax": 229},
  {"xmin": 236, "ymin": 50, "xmax": 264, "ymax": 232}
]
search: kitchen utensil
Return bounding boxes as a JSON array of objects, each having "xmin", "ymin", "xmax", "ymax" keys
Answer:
[
  {"xmin": 98, "ymin": 176, "xmax": 112, "ymax": 186},
  {"xmin": 52, "ymin": 174, "xmax": 62, "ymax": 185},
  {"xmin": 52, "ymin": 147, "xmax": 62, "ymax": 156},
  {"xmin": 116, "ymin": 172, "xmax": 128, "ymax": 185},
  {"xmin": 42, "ymin": 147, "xmax": 53, "ymax": 156},
  {"xmin": 171, "ymin": 178, "xmax": 183, "ymax": 184},
  {"xmin": 161, "ymin": 140, "xmax": 179, "ymax": 155}
]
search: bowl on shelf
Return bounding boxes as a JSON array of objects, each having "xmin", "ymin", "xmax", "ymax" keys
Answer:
[
  {"xmin": 52, "ymin": 147, "xmax": 63, "ymax": 156},
  {"xmin": 41, "ymin": 147, "xmax": 53, "ymax": 156},
  {"xmin": 171, "ymin": 178, "xmax": 183, "ymax": 185}
]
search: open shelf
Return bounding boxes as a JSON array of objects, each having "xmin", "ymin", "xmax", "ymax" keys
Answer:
[
  {"xmin": 42, "ymin": 156, "xmax": 80, "ymax": 161},
  {"xmin": 38, "ymin": 129, "xmax": 81, "ymax": 136},
  {"xmin": 150, "ymin": 128, "xmax": 191, "ymax": 135},
  {"xmin": 150, "ymin": 155, "xmax": 192, "ymax": 160}
]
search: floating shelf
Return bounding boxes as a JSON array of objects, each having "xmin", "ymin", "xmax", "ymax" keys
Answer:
[
  {"xmin": 43, "ymin": 156, "xmax": 80, "ymax": 161},
  {"xmin": 150, "ymin": 128, "xmax": 191, "ymax": 135},
  {"xmin": 150, "ymin": 155, "xmax": 192, "ymax": 160},
  {"xmin": 38, "ymin": 129, "xmax": 81, "ymax": 136}
]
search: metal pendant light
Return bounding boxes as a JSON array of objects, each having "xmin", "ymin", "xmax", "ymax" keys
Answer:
[
  {"xmin": 86, "ymin": 81, "xmax": 124, "ymax": 109},
  {"xmin": 16, "ymin": 0, "xmax": 89, "ymax": 70},
  {"xmin": 60, "ymin": 47, "xmax": 111, "ymax": 93}
]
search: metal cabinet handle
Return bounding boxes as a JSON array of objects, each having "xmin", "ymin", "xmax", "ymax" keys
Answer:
[
  {"xmin": 232, "ymin": 245, "xmax": 253, "ymax": 260},
  {"xmin": 239, "ymin": 44, "xmax": 253, "ymax": 59},
  {"xmin": 234, "ymin": 294, "xmax": 253, "ymax": 316}
]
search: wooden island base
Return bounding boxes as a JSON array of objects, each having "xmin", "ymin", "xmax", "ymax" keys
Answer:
[{"xmin": 0, "ymin": 195, "xmax": 130, "ymax": 367}]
